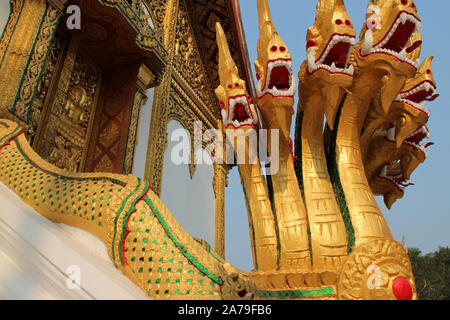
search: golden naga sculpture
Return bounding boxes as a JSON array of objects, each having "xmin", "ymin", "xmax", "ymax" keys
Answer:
[
  {"xmin": 254, "ymin": 0, "xmax": 311, "ymax": 271},
  {"xmin": 364, "ymin": 56, "xmax": 438, "ymax": 208},
  {"xmin": 0, "ymin": 0, "xmax": 440, "ymax": 300},
  {"xmin": 295, "ymin": 0, "xmax": 356, "ymax": 271},
  {"xmin": 215, "ymin": 22, "xmax": 278, "ymax": 272}
]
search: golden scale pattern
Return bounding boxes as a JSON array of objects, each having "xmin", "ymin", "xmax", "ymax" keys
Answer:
[{"xmin": 0, "ymin": 120, "xmax": 243, "ymax": 300}]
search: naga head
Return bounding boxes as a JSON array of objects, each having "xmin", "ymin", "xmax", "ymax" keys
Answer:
[
  {"xmin": 400, "ymin": 125, "xmax": 430, "ymax": 180},
  {"xmin": 359, "ymin": 0, "xmax": 421, "ymax": 68},
  {"xmin": 254, "ymin": 0, "xmax": 296, "ymax": 107},
  {"xmin": 369, "ymin": 124, "xmax": 430, "ymax": 209},
  {"xmin": 371, "ymin": 162, "xmax": 408, "ymax": 209},
  {"xmin": 215, "ymin": 23, "xmax": 258, "ymax": 132},
  {"xmin": 355, "ymin": 0, "xmax": 422, "ymax": 113},
  {"xmin": 301, "ymin": 0, "xmax": 356, "ymax": 128},
  {"xmin": 392, "ymin": 56, "xmax": 438, "ymax": 147}
]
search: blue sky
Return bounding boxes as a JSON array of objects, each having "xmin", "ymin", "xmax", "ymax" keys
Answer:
[{"xmin": 225, "ymin": 0, "xmax": 450, "ymax": 272}]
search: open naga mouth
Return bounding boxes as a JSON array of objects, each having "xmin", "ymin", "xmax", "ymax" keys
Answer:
[
  {"xmin": 308, "ymin": 34, "xmax": 356, "ymax": 75},
  {"xmin": 378, "ymin": 162, "xmax": 414, "ymax": 192},
  {"xmin": 394, "ymin": 81, "xmax": 438, "ymax": 117},
  {"xmin": 362, "ymin": 11, "xmax": 421, "ymax": 67},
  {"xmin": 257, "ymin": 59, "xmax": 296, "ymax": 98},
  {"xmin": 221, "ymin": 95, "xmax": 258, "ymax": 129},
  {"xmin": 403, "ymin": 125, "xmax": 432, "ymax": 155}
]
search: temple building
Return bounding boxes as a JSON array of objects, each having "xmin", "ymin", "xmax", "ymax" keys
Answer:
[{"xmin": 0, "ymin": 0, "xmax": 252, "ymax": 299}]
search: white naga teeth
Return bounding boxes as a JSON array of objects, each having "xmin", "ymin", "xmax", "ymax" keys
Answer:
[
  {"xmin": 331, "ymin": 62, "xmax": 338, "ymax": 73},
  {"xmin": 404, "ymin": 126, "xmax": 430, "ymax": 156},
  {"xmin": 362, "ymin": 12, "xmax": 421, "ymax": 67},
  {"xmin": 307, "ymin": 47, "xmax": 316, "ymax": 73},
  {"xmin": 395, "ymin": 81, "xmax": 436, "ymax": 117},
  {"xmin": 362, "ymin": 29, "xmax": 374, "ymax": 56},
  {"xmin": 379, "ymin": 165, "xmax": 406, "ymax": 191},
  {"xmin": 415, "ymin": 21, "xmax": 421, "ymax": 33},
  {"xmin": 400, "ymin": 12, "xmax": 407, "ymax": 25},
  {"xmin": 307, "ymin": 35, "xmax": 355, "ymax": 76},
  {"xmin": 347, "ymin": 64, "xmax": 354, "ymax": 75},
  {"xmin": 222, "ymin": 96, "xmax": 256, "ymax": 128},
  {"xmin": 380, "ymin": 164, "xmax": 388, "ymax": 177},
  {"xmin": 257, "ymin": 59, "xmax": 296, "ymax": 98}
]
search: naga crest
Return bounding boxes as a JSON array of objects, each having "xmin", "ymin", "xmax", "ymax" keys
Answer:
[
  {"xmin": 254, "ymin": 0, "xmax": 296, "ymax": 103},
  {"xmin": 215, "ymin": 23, "xmax": 258, "ymax": 131}
]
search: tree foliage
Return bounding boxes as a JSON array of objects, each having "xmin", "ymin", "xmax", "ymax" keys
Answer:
[{"xmin": 408, "ymin": 247, "xmax": 450, "ymax": 300}]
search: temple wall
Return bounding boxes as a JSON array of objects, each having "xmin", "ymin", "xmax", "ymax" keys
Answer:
[{"xmin": 0, "ymin": 182, "xmax": 149, "ymax": 300}]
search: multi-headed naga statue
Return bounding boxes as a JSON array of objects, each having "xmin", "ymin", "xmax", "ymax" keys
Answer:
[{"xmin": 0, "ymin": 0, "xmax": 439, "ymax": 300}]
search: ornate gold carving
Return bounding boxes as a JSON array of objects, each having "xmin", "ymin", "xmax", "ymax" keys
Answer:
[
  {"xmin": 50, "ymin": 86, "xmax": 89, "ymax": 172},
  {"xmin": 0, "ymin": 0, "xmax": 40, "ymax": 110},
  {"xmin": 337, "ymin": 240, "xmax": 416, "ymax": 300},
  {"xmin": 0, "ymin": 0, "xmax": 24, "ymax": 67},
  {"xmin": 12, "ymin": 4, "xmax": 61, "ymax": 121},
  {"xmin": 44, "ymin": 49, "xmax": 101, "ymax": 172},
  {"xmin": 218, "ymin": 263, "xmax": 256, "ymax": 300},
  {"xmin": 29, "ymin": 32, "xmax": 66, "ymax": 145},
  {"xmin": 94, "ymin": 0, "xmax": 168, "ymax": 63}
]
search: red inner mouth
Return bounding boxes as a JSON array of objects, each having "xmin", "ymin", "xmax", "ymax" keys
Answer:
[
  {"xmin": 384, "ymin": 162, "xmax": 413, "ymax": 188},
  {"xmin": 323, "ymin": 42, "xmax": 351, "ymax": 68},
  {"xmin": 381, "ymin": 20, "xmax": 416, "ymax": 53},
  {"xmin": 405, "ymin": 130, "xmax": 427, "ymax": 145},
  {"xmin": 404, "ymin": 84, "xmax": 439, "ymax": 103},
  {"xmin": 269, "ymin": 66, "xmax": 290, "ymax": 90},
  {"xmin": 232, "ymin": 103, "xmax": 250, "ymax": 123}
]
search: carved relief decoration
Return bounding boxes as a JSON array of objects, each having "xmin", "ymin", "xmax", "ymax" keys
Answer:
[
  {"xmin": 41, "ymin": 48, "xmax": 102, "ymax": 173},
  {"xmin": 11, "ymin": 4, "xmax": 62, "ymax": 123}
]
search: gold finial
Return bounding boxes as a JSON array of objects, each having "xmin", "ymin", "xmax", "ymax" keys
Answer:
[{"xmin": 216, "ymin": 22, "xmax": 240, "ymax": 87}]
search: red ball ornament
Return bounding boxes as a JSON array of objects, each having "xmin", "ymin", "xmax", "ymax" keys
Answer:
[
  {"xmin": 256, "ymin": 71, "xmax": 261, "ymax": 81},
  {"xmin": 392, "ymin": 277, "xmax": 413, "ymax": 300}
]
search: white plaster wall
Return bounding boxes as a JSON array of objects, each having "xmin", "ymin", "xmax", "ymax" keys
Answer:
[
  {"xmin": 133, "ymin": 87, "xmax": 154, "ymax": 179},
  {"xmin": 161, "ymin": 120, "xmax": 216, "ymax": 247},
  {"xmin": 0, "ymin": 183, "xmax": 149, "ymax": 300}
]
